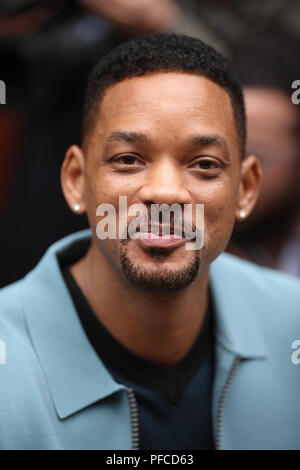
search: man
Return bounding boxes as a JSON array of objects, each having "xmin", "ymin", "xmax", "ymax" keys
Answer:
[
  {"xmin": 1, "ymin": 34, "xmax": 300, "ymax": 450},
  {"xmin": 227, "ymin": 33, "xmax": 300, "ymax": 277}
]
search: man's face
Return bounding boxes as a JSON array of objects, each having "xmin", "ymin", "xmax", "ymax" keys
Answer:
[
  {"xmin": 243, "ymin": 87, "xmax": 300, "ymax": 227},
  {"xmin": 63, "ymin": 72, "xmax": 259, "ymax": 292}
]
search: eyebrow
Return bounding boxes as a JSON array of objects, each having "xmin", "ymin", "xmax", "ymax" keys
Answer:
[
  {"xmin": 187, "ymin": 134, "xmax": 230, "ymax": 159},
  {"xmin": 107, "ymin": 131, "xmax": 149, "ymax": 144},
  {"xmin": 105, "ymin": 131, "xmax": 230, "ymax": 159}
]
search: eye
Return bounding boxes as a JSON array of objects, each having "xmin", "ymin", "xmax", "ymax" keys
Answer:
[
  {"xmin": 196, "ymin": 159, "xmax": 220, "ymax": 170},
  {"xmin": 116, "ymin": 155, "xmax": 139, "ymax": 165},
  {"xmin": 110, "ymin": 154, "xmax": 145, "ymax": 171},
  {"xmin": 190, "ymin": 158, "xmax": 223, "ymax": 173}
]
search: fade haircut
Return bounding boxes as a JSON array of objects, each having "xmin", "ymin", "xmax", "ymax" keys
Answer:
[{"xmin": 82, "ymin": 33, "xmax": 246, "ymax": 157}]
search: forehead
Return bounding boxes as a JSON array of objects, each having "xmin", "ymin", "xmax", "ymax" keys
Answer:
[{"xmin": 93, "ymin": 72, "xmax": 239, "ymax": 151}]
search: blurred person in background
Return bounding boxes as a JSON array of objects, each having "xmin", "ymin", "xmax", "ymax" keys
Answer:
[
  {"xmin": 226, "ymin": 33, "xmax": 300, "ymax": 277},
  {"xmin": 0, "ymin": 0, "xmax": 182, "ymax": 287},
  {"xmin": 175, "ymin": 0, "xmax": 300, "ymax": 54}
]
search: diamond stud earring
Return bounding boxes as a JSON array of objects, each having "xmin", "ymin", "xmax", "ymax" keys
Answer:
[
  {"xmin": 73, "ymin": 203, "xmax": 80, "ymax": 212},
  {"xmin": 239, "ymin": 209, "xmax": 247, "ymax": 219}
]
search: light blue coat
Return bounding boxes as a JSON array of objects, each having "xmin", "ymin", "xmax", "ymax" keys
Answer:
[{"xmin": 0, "ymin": 229, "xmax": 300, "ymax": 449}]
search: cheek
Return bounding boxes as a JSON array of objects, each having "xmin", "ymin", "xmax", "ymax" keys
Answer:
[
  {"xmin": 85, "ymin": 171, "xmax": 139, "ymax": 255},
  {"xmin": 84, "ymin": 172, "xmax": 122, "ymax": 225},
  {"xmin": 89, "ymin": 170, "xmax": 138, "ymax": 204},
  {"xmin": 197, "ymin": 181, "xmax": 239, "ymax": 250}
]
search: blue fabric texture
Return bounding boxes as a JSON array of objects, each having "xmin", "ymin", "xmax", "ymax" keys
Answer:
[{"xmin": 0, "ymin": 229, "xmax": 300, "ymax": 449}]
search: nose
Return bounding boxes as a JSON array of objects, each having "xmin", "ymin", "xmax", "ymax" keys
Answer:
[{"xmin": 138, "ymin": 158, "xmax": 191, "ymax": 207}]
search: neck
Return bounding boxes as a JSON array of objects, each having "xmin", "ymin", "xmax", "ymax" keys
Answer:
[{"xmin": 70, "ymin": 242, "xmax": 209, "ymax": 366}]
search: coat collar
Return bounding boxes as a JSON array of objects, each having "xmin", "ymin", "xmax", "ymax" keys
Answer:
[
  {"xmin": 22, "ymin": 229, "xmax": 268, "ymax": 420},
  {"xmin": 22, "ymin": 230, "xmax": 126, "ymax": 420},
  {"xmin": 209, "ymin": 253, "xmax": 268, "ymax": 359}
]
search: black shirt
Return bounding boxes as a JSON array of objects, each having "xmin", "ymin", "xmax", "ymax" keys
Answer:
[{"xmin": 62, "ymin": 265, "xmax": 215, "ymax": 450}]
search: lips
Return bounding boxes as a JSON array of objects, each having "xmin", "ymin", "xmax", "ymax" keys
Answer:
[{"xmin": 135, "ymin": 227, "xmax": 186, "ymax": 248}]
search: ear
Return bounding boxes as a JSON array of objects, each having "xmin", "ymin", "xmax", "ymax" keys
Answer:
[
  {"xmin": 235, "ymin": 154, "xmax": 263, "ymax": 221},
  {"xmin": 61, "ymin": 145, "xmax": 86, "ymax": 214}
]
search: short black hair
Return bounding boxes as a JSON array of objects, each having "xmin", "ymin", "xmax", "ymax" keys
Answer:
[{"xmin": 82, "ymin": 33, "xmax": 246, "ymax": 156}]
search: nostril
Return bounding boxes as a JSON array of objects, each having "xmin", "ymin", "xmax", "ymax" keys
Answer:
[{"xmin": 143, "ymin": 200, "xmax": 155, "ymax": 206}]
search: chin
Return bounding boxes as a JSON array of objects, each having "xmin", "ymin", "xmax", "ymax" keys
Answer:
[{"xmin": 119, "ymin": 243, "xmax": 202, "ymax": 293}]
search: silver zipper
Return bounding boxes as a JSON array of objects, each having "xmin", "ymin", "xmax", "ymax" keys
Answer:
[
  {"xmin": 126, "ymin": 388, "xmax": 140, "ymax": 450},
  {"xmin": 126, "ymin": 356, "xmax": 241, "ymax": 450},
  {"xmin": 215, "ymin": 355, "xmax": 242, "ymax": 450}
]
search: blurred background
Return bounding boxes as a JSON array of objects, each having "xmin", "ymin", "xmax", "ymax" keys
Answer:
[{"xmin": 0, "ymin": 0, "xmax": 300, "ymax": 287}]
